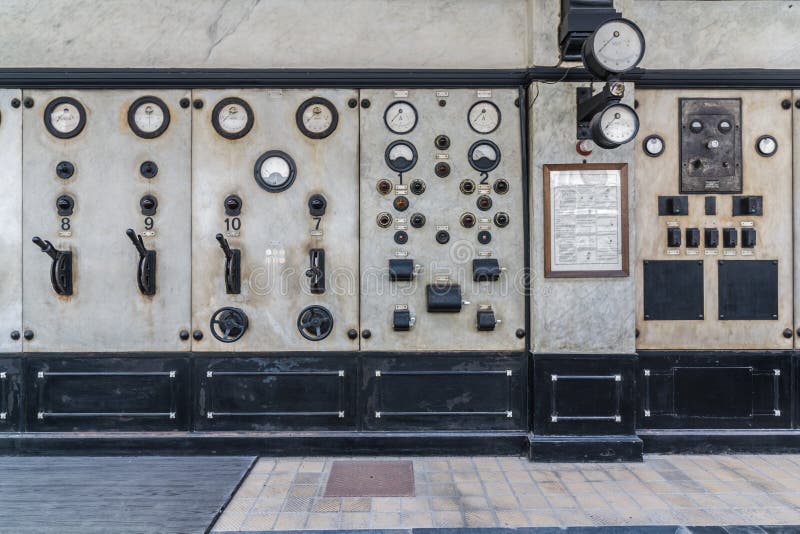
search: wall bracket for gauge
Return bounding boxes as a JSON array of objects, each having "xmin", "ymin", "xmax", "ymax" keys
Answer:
[
  {"xmin": 128, "ymin": 96, "xmax": 170, "ymax": 139},
  {"xmin": 575, "ymin": 82, "xmax": 639, "ymax": 149},
  {"xmin": 296, "ymin": 97, "xmax": 338, "ymax": 139}
]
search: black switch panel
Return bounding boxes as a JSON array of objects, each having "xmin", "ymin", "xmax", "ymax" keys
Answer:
[
  {"xmin": 732, "ymin": 195, "xmax": 763, "ymax": 216},
  {"xmin": 741, "ymin": 228, "xmax": 757, "ymax": 248},
  {"xmin": 667, "ymin": 227, "xmax": 681, "ymax": 248},
  {"xmin": 705, "ymin": 196, "xmax": 716, "ymax": 215},
  {"xmin": 658, "ymin": 196, "xmax": 689, "ymax": 216},
  {"xmin": 704, "ymin": 228, "xmax": 719, "ymax": 248},
  {"xmin": 685, "ymin": 228, "xmax": 700, "ymax": 248},
  {"xmin": 722, "ymin": 228, "xmax": 737, "ymax": 248}
]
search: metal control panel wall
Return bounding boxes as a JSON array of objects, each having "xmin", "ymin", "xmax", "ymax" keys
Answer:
[
  {"xmin": 22, "ymin": 90, "xmax": 191, "ymax": 352},
  {"xmin": 191, "ymin": 89, "xmax": 360, "ymax": 351},
  {"xmin": 635, "ymin": 90, "xmax": 793, "ymax": 350},
  {"xmin": 0, "ymin": 90, "xmax": 22, "ymax": 353},
  {"xmin": 359, "ymin": 89, "xmax": 525, "ymax": 351}
]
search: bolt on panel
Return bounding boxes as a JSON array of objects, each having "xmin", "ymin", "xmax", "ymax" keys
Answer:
[
  {"xmin": 635, "ymin": 90, "xmax": 793, "ymax": 350},
  {"xmin": 359, "ymin": 89, "xmax": 525, "ymax": 351},
  {"xmin": 190, "ymin": 89, "xmax": 359, "ymax": 351},
  {"xmin": 21, "ymin": 90, "xmax": 191, "ymax": 352},
  {"xmin": 0, "ymin": 90, "xmax": 22, "ymax": 352}
]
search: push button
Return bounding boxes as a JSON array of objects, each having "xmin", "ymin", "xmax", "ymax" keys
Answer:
[
  {"xmin": 685, "ymin": 228, "xmax": 700, "ymax": 248},
  {"xmin": 722, "ymin": 228, "xmax": 737, "ymax": 248},
  {"xmin": 667, "ymin": 227, "xmax": 681, "ymax": 248},
  {"xmin": 704, "ymin": 228, "xmax": 719, "ymax": 248}
]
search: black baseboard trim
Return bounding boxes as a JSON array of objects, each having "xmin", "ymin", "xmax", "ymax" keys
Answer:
[
  {"xmin": 639, "ymin": 429, "xmax": 800, "ymax": 454},
  {"xmin": 527, "ymin": 434, "xmax": 643, "ymax": 462},
  {"xmin": 0, "ymin": 431, "xmax": 529, "ymax": 457}
]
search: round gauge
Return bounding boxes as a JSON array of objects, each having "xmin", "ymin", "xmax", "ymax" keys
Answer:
[
  {"xmin": 643, "ymin": 134, "xmax": 664, "ymax": 157},
  {"xmin": 383, "ymin": 101, "xmax": 418, "ymax": 134},
  {"xmin": 212, "ymin": 97, "xmax": 254, "ymax": 140},
  {"xmin": 755, "ymin": 135, "xmax": 778, "ymax": 157},
  {"xmin": 582, "ymin": 18, "xmax": 645, "ymax": 80},
  {"xmin": 253, "ymin": 150, "xmax": 297, "ymax": 192},
  {"xmin": 296, "ymin": 97, "xmax": 338, "ymax": 139},
  {"xmin": 468, "ymin": 101, "xmax": 501, "ymax": 134},
  {"xmin": 467, "ymin": 140, "xmax": 501, "ymax": 173},
  {"xmin": 44, "ymin": 97, "xmax": 86, "ymax": 139},
  {"xmin": 590, "ymin": 103, "xmax": 640, "ymax": 149},
  {"xmin": 384, "ymin": 140, "xmax": 418, "ymax": 173},
  {"xmin": 127, "ymin": 96, "xmax": 170, "ymax": 139}
]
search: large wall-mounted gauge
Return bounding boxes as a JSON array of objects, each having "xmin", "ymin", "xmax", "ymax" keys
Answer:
[
  {"xmin": 296, "ymin": 97, "xmax": 338, "ymax": 139},
  {"xmin": 468, "ymin": 101, "xmax": 501, "ymax": 134},
  {"xmin": 254, "ymin": 150, "xmax": 296, "ymax": 192},
  {"xmin": 127, "ymin": 96, "xmax": 170, "ymax": 139},
  {"xmin": 589, "ymin": 102, "xmax": 639, "ymax": 149},
  {"xmin": 581, "ymin": 18, "xmax": 645, "ymax": 80},
  {"xmin": 211, "ymin": 97, "xmax": 254, "ymax": 139},
  {"xmin": 44, "ymin": 97, "xmax": 86, "ymax": 139},
  {"xmin": 384, "ymin": 100, "xmax": 417, "ymax": 134}
]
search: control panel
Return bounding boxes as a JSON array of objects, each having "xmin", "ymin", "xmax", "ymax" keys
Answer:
[
  {"xmin": 22, "ymin": 90, "xmax": 191, "ymax": 352},
  {"xmin": 190, "ymin": 89, "xmax": 359, "ymax": 351},
  {"xmin": 0, "ymin": 90, "xmax": 22, "ymax": 352},
  {"xmin": 359, "ymin": 89, "xmax": 525, "ymax": 351},
  {"xmin": 635, "ymin": 90, "xmax": 792, "ymax": 350}
]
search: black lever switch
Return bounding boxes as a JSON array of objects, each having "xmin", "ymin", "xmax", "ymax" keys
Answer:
[
  {"xmin": 389, "ymin": 259, "xmax": 415, "ymax": 281},
  {"xmin": 215, "ymin": 233, "xmax": 241, "ymax": 294},
  {"xmin": 704, "ymin": 228, "xmax": 719, "ymax": 248},
  {"xmin": 722, "ymin": 227, "xmax": 737, "ymax": 248},
  {"xmin": 686, "ymin": 228, "xmax": 700, "ymax": 248},
  {"xmin": 126, "ymin": 229, "xmax": 156, "ymax": 295},
  {"xmin": 308, "ymin": 194, "xmax": 327, "ymax": 217},
  {"xmin": 658, "ymin": 196, "xmax": 689, "ymax": 216},
  {"xmin": 32, "ymin": 236, "xmax": 73, "ymax": 296},
  {"xmin": 667, "ymin": 227, "xmax": 681, "ymax": 248},
  {"xmin": 741, "ymin": 228, "xmax": 756, "ymax": 248},
  {"xmin": 306, "ymin": 249, "xmax": 325, "ymax": 294}
]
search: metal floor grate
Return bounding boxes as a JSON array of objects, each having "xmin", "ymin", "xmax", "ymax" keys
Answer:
[{"xmin": 323, "ymin": 460, "xmax": 415, "ymax": 497}]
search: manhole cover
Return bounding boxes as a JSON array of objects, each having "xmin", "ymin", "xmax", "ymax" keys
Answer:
[{"xmin": 323, "ymin": 460, "xmax": 414, "ymax": 497}]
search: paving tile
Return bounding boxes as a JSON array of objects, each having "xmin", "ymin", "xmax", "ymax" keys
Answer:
[
  {"xmin": 293, "ymin": 472, "xmax": 321, "ymax": 484},
  {"xmin": 372, "ymin": 496, "xmax": 401, "ymax": 512},
  {"xmin": 251, "ymin": 497, "xmax": 284, "ymax": 513},
  {"xmin": 212, "ymin": 511, "xmax": 246, "ymax": 531},
  {"xmin": 461, "ymin": 495, "xmax": 490, "ymax": 510},
  {"xmin": 428, "ymin": 483, "xmax": 458, "ymax": 496},
  {"xmin": 453, "ymin": 481, "xmax": 484, "ymax": 495},
  {"xmin": 432, "ymin": 510, "xmax": 466, "ymax": 528},
  {"xmin": 341, "ymin": 496, "xmax": 371, "ymax": 512},
  {"xmin": 399, "ymin": 496, "xmax": 429, "ymax": 511},
  {"xmin": 430, "ymin": 496, "xmax": 461, "ymax": 511},
  {"xmin": 338, "ymin": 512, "xmax": 371, "ymax": 529},
  {"xmin": 281, "ymin": 497, "xmax": 312, "ymax": 512},
  {"xmin": 405, "ymin": 511, "xmax": 434, "ymax": 528},
  {"xmin": 304, "ymin": 513, "xmax": 338, "ymax": 529},
  {"xmin": 240, "ymin": 514, "xmax": 277, "ymax": 530},
  {"xmin": 372, "ymin": 512, "xmax": 402, "ymax": 528},
  {"xmin": 298, "ymin": 460, "xmax": 325, "ymax": 473},
  {"xmin": 464, "ymin": 510, "xmax": 497, "ymax": 527},
  {"xmin": 526, "ymin": 508, "xmax": 562, "ymax": 527},
  {"xmin": 496, "ymin": 509, "xmax": 528, "ymax": 527},
  {"xmin": 288, "ymin": 484, "xmax": 317, "ymax": 497},
  {"xmin": 310, "ymin": 497, "xmax": 340, "ymax": 513},
  {"xmin": 272, "ymin": 512, "xmax": 306, "ymax": 530}
]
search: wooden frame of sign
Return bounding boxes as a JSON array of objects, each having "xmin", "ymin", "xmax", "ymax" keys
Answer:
[{"xmin": 543, "ymin": 163, "xmax": 629, "ymax": 278}]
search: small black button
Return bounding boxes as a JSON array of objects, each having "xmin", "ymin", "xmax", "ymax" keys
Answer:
[
  {"xmin": 56, "ymin": 161, "xmax": 75, "ymax": 179},
  {"xmin": 394, "ymin": 230, "xmax": 408, "ymax": 245},
  {"xmin": 478, "ymin": 230, "xmax": 492, "ymax": 244},
  {"xmin": 435, "ymin": 230, "xmax": 450, "ymax": 244},
  {"xmin": 140, "ymin": 161, "xmax": 158, "ymax": 179}
]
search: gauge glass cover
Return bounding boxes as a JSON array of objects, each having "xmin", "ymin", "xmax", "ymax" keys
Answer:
[
  {"xmin": 296, "ymin": 97, "xmax": 338, "ymax": 139},
  {"xmin": 468, "ymin": 101, "xmax": 501, "ymax": 134},
  {"xmin": 128, "ymin": 96, "xmax": 170, "ymax": 138},
  {"xmin": 45, "ymin": 97, "xmax": 86, "ymax": 138},
  {"xmin": 598, "ymin": 104, "xmax": 639, "ymax": 146},
  {"xmin": 385, "ymin": 140, "xmax": 418, "ymax": 173},
  {"xmin": 468, "ymin": 140, "xmax": 501, "ymax": 172},
  {"xmin": 212, "ymin": 98, "xmax": 254, "ymax": 139},
  {"xmin": 384, "ymin": 101, "xmax": 418, "ymax": 134},
  {"xmin": 589, "ymin": 19, "xmax": 645, "ymax": 74},
  {"xmin": 254, "ymin": 151, "xmax": 296, "ymax": 192}
]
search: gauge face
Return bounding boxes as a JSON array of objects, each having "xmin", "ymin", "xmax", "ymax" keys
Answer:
[
  {"xmin": 468, "ymin": 101, "xmax": 501, "ymax": 134},
  {"xmin": 384, "ymin": 140, "xmax": 418, "ymax": 173},
  {"xmin": 212, "ymin": 97, "xmax": 254, "ymax": 139},
  {"xmin": 383, "ymin": 101, "xmax": 418, "ymax": 134},
  {"xmin": 296, "ymin": 97, "xmax": 338, "ymax": 139},
  {"xmin": 583, "ymin": 18, "xmax": 645, "ymax": 79},
  {"xmin": 591, "ymin": 104, "xmax": 639, "ymax": 149},
  {"xmin": 127, "ymin": 96, "xmax": 170, "ymax": 139},
  {"xmin": 643, "ymin": 134, "xmax": 664, "ymax": 157},
  {"xmin": 254, "ymin": 150, "xmax": 296, "ymax": 192},
  {"xmin": 467, "ymin": 140, "xmax": 501, "ymax": 173},
  {"xmin": 44, "ymin": 97, "xmax": 86, "ymax": 139},
  {"xmin": 756, "ymin": 135, "xmax": 778, "ymax": 157}
]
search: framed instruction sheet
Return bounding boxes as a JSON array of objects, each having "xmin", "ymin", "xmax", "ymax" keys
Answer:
[{"xmin": 543, "ymin": 163, "xmax": 629, "ymax": 278}]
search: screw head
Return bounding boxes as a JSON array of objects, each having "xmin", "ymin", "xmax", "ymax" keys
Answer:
[
  {"xmin": 783, "ymin": 328, "xmax": 793, "ymax": 339},
  {"xmin": 514, "ymin": 98, "xmax": 520, "ymax": 107},
  {"xmin": 515, "ymin": 328, "xmax": 525, "ymax": 339},
  {"xmin": 635, "ymin": 329, "xmax": 640, "ymax": 338},
  {"xmin": 192, "ymin": 330, "xmax": 203, "ymax": 341},
  {"xmin": 23, "ymin": 97, "xmax": 33, "ymax": 108},
  {"xmin": 23, "ymin": 330, "xmax": 34, "ymax": 340},
  {"xmin": 361, "ymin": 329, "xmax": 372, "ymax": 339},
  {"xmin": 782, "ymin": 99, "xmax": 792, "ymax": 110},
  {"xmin": 10, "ymin": 98, "xmax": 20, "ymax": 108},
  {"xmin": 347, "ymin": 98, "xmax": 358, "ymax": 109},
  {"xmin": 347, "ymin": 329, "xmax": 358, "ymax": 340},
  {"xmin": 192, "ymin": 99, "xmax": 204, "ymax": 109},
  {"xmin": 179, "ymin": 329, "xmax": 190, "ymax": 341},
  {"xmin": 796, "ymin": 100, "xmax": 800, "ymax": 109},
  {"xmin": 360, "ymin": 99, "xmax": 370, "ymax": 109},
  {"xmin": 10, "ymin": 330, "xmax": 20, "ymax": 340},
  {"xmin": 180, "ymin": 98, "xmax": 191, "ymax": 109}
]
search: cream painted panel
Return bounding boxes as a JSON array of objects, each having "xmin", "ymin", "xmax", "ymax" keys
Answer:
[
  {"xmin": 0, "ymin": 90, "xmax": 22, "ymax": 352},
  {"xmin": 22, "ymin": 90, "xmax": 192, "ymax": 352},
  {"xmin": 191, "ymin": 89, "xmax": 360, "ymax": 351},
  {"xmin": 635, "ymin": 90, "xmax": 793, "ymax": 350},
  {"xmin": 359, "ymin": 89, "xmax": 526, "ymax": 351},
  {"xmin": 794, "ymin": 90, "xmax": 800, "ymax": 349}
]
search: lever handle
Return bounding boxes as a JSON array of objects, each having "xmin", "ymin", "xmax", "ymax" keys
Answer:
[
  {"xmin": 33, "ymin": 236, "xmax": 58, "ymax": 259},
  {"xmin": 126, "ymin": 228, "xmax": 148, "ymax": 257},
  {"xmin": 32, "ymin": 236, "xmax": 72, "ymax": 295},
  {"xmin": 215, "ymin": 233, "xmax": 233, "ymax": 259},
  {"xmin": 305, "ymin": 248, "xmax": 325, "ymax": 295},
  {"xmin": 126, "ymin": 229, "xmax": 156, "ymax": 295}
]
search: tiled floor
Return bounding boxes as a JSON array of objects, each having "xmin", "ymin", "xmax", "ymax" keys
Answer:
[{"xmin": 212, "ymin": 454, "xmax": 800, "ymax": 531}]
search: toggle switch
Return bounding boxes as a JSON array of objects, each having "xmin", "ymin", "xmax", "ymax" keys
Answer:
[
  {"xmin": 473, "ymin": 258, "xmax": 502, "ymax": 282},
  {"xmin": 306, "ymin": 249, "xmax": 325, "ymax": 294},
  {"xmin": 667, "ymin": 227, "xmax": 681, "ymax": 248},
  {"xmin": 392, "ymin": 305, "xmax": 415, "ymax": 331},
  {"xmin": 308, "ymin": 194, "xmax": 327, "ymax": 216},
  {"xmin": 722, "ymin": 227, "xmax": 737, "ymax": 248},
  {"xmin": 125, "ymin": 229, "xmax": 156, "ymax": 295},
  {"xmin": 224, "ymin": 195, "xmax": 242, "ymax": 216},
  {"xmin": 426, "ymin": 283, "xmax": 464, "ymax": 313},
  {"xmin": 140, "ymin": 194, "xmax": 158, "ymax": 216},
  {"xmin": 685, "ymin": 228, "xmax": 700, "ymax": 248},
  {"xmin": 56, "ymin": 195, "xmax": 74, "ymax": 216},
  {"xmin": 658, "ymin": 196, "xmax": 689, "ymax": 216},
  {"xmin": 476, "ymin": 306, "xmax": 499, "ymax": 331},
  {"xmin": 215, "ymin": 233, "xmax": 241, "ymax": 294},
  {"xmin": 32, "ymin": 236, "xmax": 73, "ymax": 296},
  {"xmin": 741, "ymin": 228, "xmax": 756, "ymax": 248},
  {"xmin": 704, "ymin": 228, "xmax": 719, "ymax": 248},
  {"xmin": 389, "ymin": 259, "xmax": 416, "ymax": 282},
  {"xmin": 732, "ymin": 195, "xmax": 763, "ymax": 216}
]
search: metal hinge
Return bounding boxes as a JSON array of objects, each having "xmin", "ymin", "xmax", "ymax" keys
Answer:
[
  {"xmin": 0, "ymin": 372, "xmax": 6, "ymax": 379},
  {"xmin": 37, "ymin": 372, "xmax": 44, "ymax": 379},
  {"xmin": 206, "ymin": 371, "xmax": 213, "ymax": 378},
  {"xmin": 506, "ymin": 411, "xmax": 513, "ymax": 418},
  {"xmin": 375, "ymin": 370, "xmax": 382, "ymax": 377},
  {"xmin": 169, "ymin": 371, "xmax": 176, "ymax": 379},
  {"xmin": 375, "ymin": 411, "xmax": 381, "ymax": 418},
  {"xmin": 338, "ymin": 411, "xmax": 345, "ymax": 418},
  {"xmin": 338, "ymin": 370, "xmax": 345, "ymax": 377},
  {"xmin": 169, "ymin": 412, "xmax": 176, "ymax": 419},
  {"xmin": 207, "ymin": 412, "xmax": 214, "ymax": 419},
  {"xmin": 506, "ymin": 370, "xmax": 512, "ymax": 376}
]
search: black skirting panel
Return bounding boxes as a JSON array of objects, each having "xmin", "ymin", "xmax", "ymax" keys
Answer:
[
  {"xmin": 637, "ymin": 351, "xmax": 793, "ymax": 430},
  {"xmin": 0, "ymin": 357, "xmax": 20, "ymax": 432}
]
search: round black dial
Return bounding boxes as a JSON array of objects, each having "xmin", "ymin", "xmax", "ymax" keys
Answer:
[
  {"xmin": 212, "ymin": 97, "xmax": 254, "ymax": 140},
  {"xmin": 44, "ymin": 97, "xmax": 86, "ymax": 139},
  {"xmin": 296, "ymin": 97, "xmax": 338, "ymax": 139},
  {"xmin": 209, "ymin": 307, "xmax": 249, "ymax": 343},
  {"xmin": 127, "ymin": 96, "xmax": 171, "ymax": 139},
  {"xmin": 297, "ymin": 305, "xmax": 334, "ymax": 341}
]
